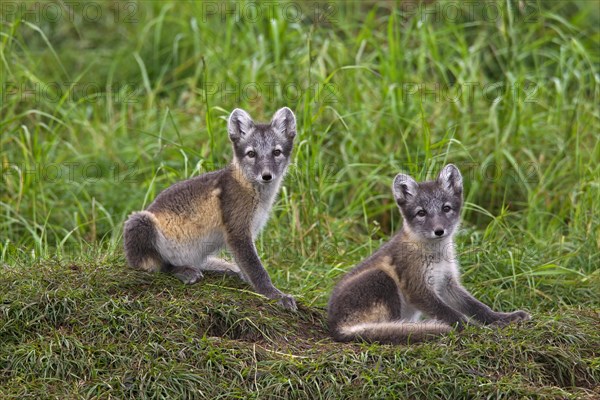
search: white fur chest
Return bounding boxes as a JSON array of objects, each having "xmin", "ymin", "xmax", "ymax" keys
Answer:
[
  {"xmin": 423, "ymin": 245, "xmax": 459, "ymax": 292},
  {"xmin": 251, "ymin": 204, "xmax": 271, "ymax": 237},
  {"xmin": 250, "ymin": 180, "xmax": 281, "ymax": 237}
]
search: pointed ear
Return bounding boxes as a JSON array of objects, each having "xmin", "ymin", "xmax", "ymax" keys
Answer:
[
  {"xmin": 437, "ymin": 164, "xmax": 463, "ymax": 194},
  {"xmin": 228, "ymin": 108, "xmax": 254, "ymax": 142},
  {"xmin": 392, "ymin": 173, "xmax": 418, "ymax": 205},
  {"xmin": 270, "ymin": 107, "xmax": 296, "ymax": 140}
]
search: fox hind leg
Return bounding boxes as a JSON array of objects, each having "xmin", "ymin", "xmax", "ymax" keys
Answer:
[
  {"xmin": 125, "ymin": 214, "xmax": 245, "ymax": 286},
  {"xmin": 164, "ymin": 258, "xmax": 246, "ymax": 285},
  {"xmin": 162, "ymin": 263, "xmax": 204, "ymax": 285},
  {"xmin": 202, "ymin": 257, "xmax": 248, "ymax": 282},
  {"xmin": 123, "ymin": 211, "xmax": 163, "ymax": 272}
]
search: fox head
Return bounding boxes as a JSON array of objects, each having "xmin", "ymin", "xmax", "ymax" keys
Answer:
[
  {"xmin": 228, "ymin": 107, "xmax": 296, "ymax": 186},
  {"xmin": 392, "ymin": 164, "xmax": 463, "ymax": 241}
]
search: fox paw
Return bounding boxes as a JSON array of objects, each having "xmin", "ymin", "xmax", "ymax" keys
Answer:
[
  {"xmin": 174, "ymin": 267, "xmax": 204, "ymax": 285},
  {"xmin": 276, "ymin": 293, "xmax": 297, "ymax": 311},
  {"xmin": 493, "ymin": 310, "xmax": 531, "ymax": 326},
  {"xmin": 506, "ymin": 310, "xmax": 531, "ymax": 322}
]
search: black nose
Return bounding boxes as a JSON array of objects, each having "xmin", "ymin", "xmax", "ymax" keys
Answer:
[
  {"xmin": 262, "ymin": 173, "xmax": 272, "ymax": 181},
  {"xmin": 434, "ymin": 229, "xmax": 445, "ymax": 237}
]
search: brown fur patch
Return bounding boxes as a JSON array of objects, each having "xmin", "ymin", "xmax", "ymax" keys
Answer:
[
  {"xmin": 377, "ymin": 256, "xmax": 402, "ymax": 287},
  {"xmin": 153, "ymin": 194, "xmax": 223, "ymax": 241},
  {"xmin": 334, "ymin": 267, "xmax": 378, "ymax": 294},
  {"xmin": 334, "ymin": 256, "xmax": 402, "ymax": 300},
  {"xmin": 231, "ymin": 162, "xmax": 253, "ymax": 191},
  {"xmin": 139, "ymin": 257, "xmax": 161, "ymax": 272},
  {"xmin": 343, "ymin": 302, "xmax": 391, "ymax": 327}
]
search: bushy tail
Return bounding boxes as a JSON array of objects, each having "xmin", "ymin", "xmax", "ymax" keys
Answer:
[
  {"xmin": 123, "ymin": 211, "xmax": 162, "ymax": 272},
  {"xmin": 333, "ymin": 321, "xmax": 452, "ymax": 344}
]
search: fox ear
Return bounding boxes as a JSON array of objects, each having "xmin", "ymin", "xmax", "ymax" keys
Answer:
[
  {"xmin": 437, "ymin": 164, "xmax": 463, "ymax": 194},
  {"xmin": 393, "ymin": 173, "xmax": 418, "ymax": 205},
  {"xmin": 270, "ymin": 107, "xmax": 296, "ymax": 140},
  {"xmin": 228, "ymin": 108, "xmax": 254, "ymax": 142}
]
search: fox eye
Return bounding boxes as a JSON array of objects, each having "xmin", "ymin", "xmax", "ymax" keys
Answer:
[
  {"xmin": 246, "ymin": 150, "xmax": 256, "ymax": 158},
  {"xmin": 273, "ymin": 149, "xmax": 282, "ymax": 156},
  {"xmin": 442, "ymin": 205, "xmax": 452, "ymax": 213},
  {"xmin": 416, "ymin": 210, "xmax": 427, "ymax": 217}
]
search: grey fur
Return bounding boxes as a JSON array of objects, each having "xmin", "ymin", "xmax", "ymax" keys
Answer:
[
  {"xmin": 123, "ymin": 107, "xmax": 298, "ymax": 310},
  {"xmin": 328, "ymin": 164, "xmax": 531, "ymax": 344}
]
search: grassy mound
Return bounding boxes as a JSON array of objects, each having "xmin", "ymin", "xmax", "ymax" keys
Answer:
[{"xmin": 1, "ymin": 261, "xmax": 598, "ymax": 399}]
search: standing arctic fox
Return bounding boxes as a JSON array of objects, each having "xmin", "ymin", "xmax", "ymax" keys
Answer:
[
  {"xmin": 123, "ymin": 107, "xmax": 297, "ymax": 310},
  {"xmin": 328, "ymin": 164, "xmax": 530, "ymax": 343}
]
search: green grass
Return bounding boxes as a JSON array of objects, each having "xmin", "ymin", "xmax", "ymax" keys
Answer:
[
  {"xmin": 1, "ymin": 261, "xmax": 599, "ymax": 398},
  {"xmin": 1, "ymin": 0, "xmax": 599, "ymax": 398}
]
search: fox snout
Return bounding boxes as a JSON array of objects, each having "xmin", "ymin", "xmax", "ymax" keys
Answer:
[
  {"xmin": 256, "ymin": 161, "xmax": 277, "ymax": 183},
  {"xmin": 430, "ymin": 216, "xmax": 449, "ymax": 239},
  {"xmin": 260, "ymin": 170, "xmax": 274, "ymax": 183}
]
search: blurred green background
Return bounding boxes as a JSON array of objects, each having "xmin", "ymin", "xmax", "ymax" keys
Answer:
[{"xmin": 1, "ymin": 0, "xmax": 598, "ymax": 307}]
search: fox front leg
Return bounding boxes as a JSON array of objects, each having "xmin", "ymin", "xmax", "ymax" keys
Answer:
[
  {"xmin": 226, "ymin": 232, "xmax": 297, "ymax": 311},
  {"xmin": 405, "ymin": 287, "xmax": 469, "ymax": 329},
  {"xmin": 443, "ymin": 279, "xmax": 531, "ymax": 325}
]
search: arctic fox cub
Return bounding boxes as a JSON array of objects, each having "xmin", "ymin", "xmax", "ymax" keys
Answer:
[
  {"xmin": 328, "ymin": 164, "xmax": 530, "ymax": 343},
  {"xmin": 123, "ymin": 107, "xmax": 297, "ymax": 310}
]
